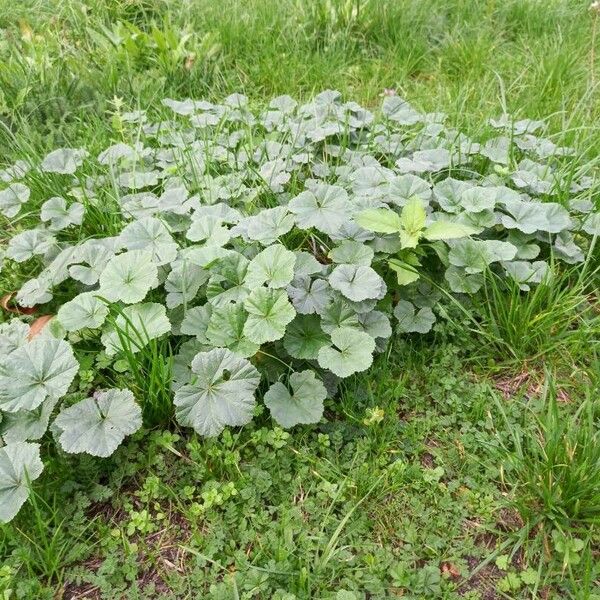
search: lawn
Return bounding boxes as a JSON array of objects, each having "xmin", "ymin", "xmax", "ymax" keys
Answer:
[{"xmin": 0, "ymin": 1, "xmax": 599, "ymax": 599}]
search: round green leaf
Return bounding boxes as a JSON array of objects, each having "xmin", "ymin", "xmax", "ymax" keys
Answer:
[
  {"xmin": 55, "ymin": 389, "xmax": 142, "ymax": 457},
  {"xmin": 283, "ymin": 314, "xmax": 329, "ymax": 359},
  {"xmin": 174, "ymin": 348, "xmax": 261, "ymax": 437},
  {"xmin": 289, "ymin": 184, "xmax": 350, "ymax": 235},
  {"xmin": 317, "ymin": 327, "xmax": 375, "ymax": 377},
  {"xmin": 394, "ymin": 300, "xmax": 435, "ymax": 333},
  {"xmin": 57, "ymin": 292, "xmax": 109, "ymax": 331},
  {"xmin": 0, "ymin": 338, "xmax": 78, "ymax": 413},
  {"xmin": 205, "ymin": 303, "xmax": 259, "ymax": 357},
  {"xmin": 99, "ymin": 250, "xmax": 158, "ymax": 304},
  {"xmin": 0, "ymin": 442, "xmax": 43, "ymax": 523},
  {"xmin": 264, "ymin": 370, "xmax": 326, "ymax": 428},
  {"xmin": 329, "ymin": 264, "xmax": 385, "ymax": 302},
  {"xmin": 245, "ymin": 244, "xmax": 296, "ymax": 289},
  {"xmin": 243, "ymin": 288, "xmax": 296, "ymax": 344}
]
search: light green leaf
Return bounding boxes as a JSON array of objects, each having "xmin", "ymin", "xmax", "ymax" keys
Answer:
[
  {"xmin": 444, "ymin": 265, "xmax": 484, "ymax": 294},
  {"xmin": 393, "ymin": 300, "xmax": 435, "ymax": 333},
  {"xmin": 388, "ymin": 258, "xmax": 420, "ymax": 285},
  {"xmin": 459, "ymin": 187, "xmax": 498, "ymax": 213},
  {"xmin": 0, "ymin": 338, "xmax": 78, "ymax": 413},
  {"xmin": 329, "ymin": 264, "xmax": 385, "ymax": 302},
  {"xmin": 180, "ymin": 305, "xmax": 212, "ymax": 342},
  {"xmin": 205, "ymin": 303, "xmax": 259, "ymax": 357},
  {"xmin": 328, "ymin": 240, "xmax": 374, "ymax": 266},
  {"xmin": 54, "ymin": 389, "xmax": 142, "ymax": 457},
  {"xmin": 289, "ymin": 184, "xmax": 350, "ymax": 235},
  {"xmin": 101, "ymin": 302, "xmax": 171, "ymax": 356},
  {"xmin": 244, "ymin": 206, "xmax": 295, "ymax": 245},
  {"xmin": 358, "ymin": 310, "xmax": 392, "ymax": 339},
  {"xmin": 388, "ymin": 174, "xmax": 431, "ymax": 207},
  {"xmin": 57, "ymin": 292, "xmax": 109, "ymax": 331},
  {"xmin": 449, "ymin": 239, "xmax": 518, "ymax": 273},
  {"xmin": 243, "ymin": 288, "xmax": 296, "ymax": 344},
  {"xmin": 187, "ymin": 215, "xmax": 231, "ymax": 246},
  {"xmin": 319, "ymin": 297, "xmax": 360, "ymax": 333},
  {"xmin": 288, "ymin": 277, "xmax": 332, "ymax": 314},
  {"xmin": 433, "ymin": 178, "xmax": 474, "ymax": 213},
  {"xmin": 0, "ymin": 397, "xmax": 57, "ymax": 443},
  {"xmin": 245, "ymin": 244, "xmax": 296, "ymax": 288},
  {"xmin": 174, "ymin": 348, "xmax": 261, "ymax": 437},
  {"xmin": 206, "ymin": 252, "xmax": 250, "ymax": 306},
  {"xmin": 355, "ymin": 208, "xmax": 401, "ymax": 234},
  {"xmin": 503, "ymin": 260, "xmax": 549, "ymax": 291},
  {"xmin": 283, "ymin": 314, "xmax": 329, "ymax": 359},
  {"xmin": 7, "ymin": 229, "xmax": 56, "ymax": 263},
  {"xmin": 164, "ymin": 262, "xmax": 208, "ymax": 309},
  {"xmin": 41, "ymin": 148, "xmax": 87, "ymax": 174},
  {"xmin": 0, "ymin": 442, "xmax": 43, "ymax": 523},
  {"xmin": 99, "ymin": 250, "xmax": 158, "ymax": 304},
  {"xmin": 293, "ymin": 251, "xmax": 323, "ymax": 278},
  {"xmin": 0, "ymin": 183, "xmax": 29, "ymax": 218},
  {"xmin": 501, "ymin": 198, "xmax": 572, "ymax": 234},
  {"xmin": 0, "ymin": 320, "xmax": 30, "ymax": 356},
  {"xmin": 317, "ymin": 327, "xmax": 375, "ymax": 377},
  {"xmin": 264, "ymin": 370, "xmax": 326, "ymax": 428},
  {"xmin": 423, "ymin": 221, "xmax": 478, "ymax": 241},
  {"xmin": 400, "ymin": 197, "xmax": 427, "ymax": 230},
  {"xmin": 40, "ymin": 197, "xmax": 84, "ymax": 230},
  {"xmin": 119, "ymin": 217, "xmax": 178, "ymax": 265}
]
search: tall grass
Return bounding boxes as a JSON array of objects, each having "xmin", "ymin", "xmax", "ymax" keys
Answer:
[{"xmin": 473, "ymin": 259, "xmax": 600, "ymax": 365}]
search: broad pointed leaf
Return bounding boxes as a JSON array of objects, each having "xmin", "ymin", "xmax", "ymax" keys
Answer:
[
  {"xmin": 355, "ymin": 208, "xmax": 401, "ymax": 234},
  {"xmin": 423, "ymin": 221, "xmax": 478, "ymax": 241}
]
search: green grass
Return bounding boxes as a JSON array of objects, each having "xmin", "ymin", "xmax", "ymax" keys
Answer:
[
  {"xmin": 1, "ymin": 1, "xmax": 600, "ymax": 598},
  {"xmin": 1, "ymin": 0, "xmax": 599, "ymax": 154}
]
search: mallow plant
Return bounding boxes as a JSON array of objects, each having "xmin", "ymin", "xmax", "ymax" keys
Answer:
[{"xmin": 0, "ymin": 91, "xmax": 598, "ymax": 522}]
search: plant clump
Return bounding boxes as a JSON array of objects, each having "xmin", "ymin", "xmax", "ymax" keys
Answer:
[{"xmin": 0, "ymin": 91, "xmax": 597, "ymax": 522}]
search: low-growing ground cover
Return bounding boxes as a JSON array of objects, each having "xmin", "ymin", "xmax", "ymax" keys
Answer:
[{"xmin": 0, "ymin": 1, "xmax": 599, "ymax": 598}]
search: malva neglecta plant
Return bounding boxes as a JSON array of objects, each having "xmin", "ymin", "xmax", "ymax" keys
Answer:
[{"xmin": 0, "ymin": 91, "xmax": 597, "ymax": 523}]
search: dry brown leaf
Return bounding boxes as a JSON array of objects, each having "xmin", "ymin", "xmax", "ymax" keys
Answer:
[
  {"xmin": 28, "ymin": 315, "xmax": 54, "ymax": 339},
  {"xmin": 1, "ymin": 292, "xmax": 37, "ymax": 315},
  {"xmin": 441, "ymin": 562, "xmax": 461, "ymax": 578}
]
